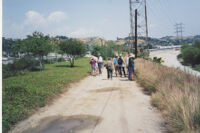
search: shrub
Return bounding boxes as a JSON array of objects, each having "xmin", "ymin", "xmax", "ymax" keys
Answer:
[
  {"xmin": 57, "ymin": 57, "xmax": 65, "ymax": 62},
  {"xmin": 2, "ymin": 55, "xmax": 39, "ymax": 78},
  {"xmin": 2, "ymin": 64, "xmax": 14, "ymax": 78},
  {"xmin": 153, "ymin": 57, "xmax": 164, "ymax": 64},
  {"xmin": 194, "ymin": 65, "xmax": 200, "ymax": 72},
  {"xmin": 180, "ymin": 40, "xmax": 200, "ymax": 67},
  {"xmin": 15, "ymin": 56, "xmax": 39, "ymax": 70},
  {"xmin": 182, "ymin": 46, "xmax": 199, "ymax": 67},
  {"xmin": 177, "ymin": 54, "xmax": 182, "ymax": 59}
]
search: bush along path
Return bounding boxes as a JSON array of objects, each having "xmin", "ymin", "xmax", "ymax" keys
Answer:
[
  {"xmin": 135, "ymin": 59, "xmax": 200, "ymax": 133},
  {"xmin": 3, "ymin": 58, "xmax": 90, "ymax": 133},
  {"xmin": 8, "ymin": 67, "xmax": 166, "ymax": 133}
]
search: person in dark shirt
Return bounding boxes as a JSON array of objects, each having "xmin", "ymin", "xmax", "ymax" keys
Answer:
[
  {"xmin": 106, "ymin": 57, "xmax": 113, "ymax": 79},
  {"xmin": 128, "ymin": 54, "xmax": 135, "ymax": 80},
  {"xmin": 118, "ymin": 54, "xmax": 126, "ymax": 77}
]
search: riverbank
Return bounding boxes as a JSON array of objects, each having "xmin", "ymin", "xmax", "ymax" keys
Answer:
[
  {"xmin": 150, "ymin": 49, "xmax": 200, "ymax": 77},
  {"xmin": 3, "ymin": 58, "xmax": 90, "ymax": 132},
  {"xmin": 135, "ymin": 59, "xmax": 200, "ymax": 132}
]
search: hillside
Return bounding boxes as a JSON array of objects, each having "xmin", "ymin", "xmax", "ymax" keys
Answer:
[
  {"xmin": 161, "ymin": 35, "xmax": 200, "ymax": 44},
  {"xmin": 78, "ymin": 37, "xmax": 106, "ymax": 46},
  {"xmin": 3, "ymin": 35, "xmax": 200, "ymax": 55}
]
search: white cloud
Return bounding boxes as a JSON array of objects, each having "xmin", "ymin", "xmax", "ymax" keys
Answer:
[
  {"xmin": 24, "ymin": 10, "xmax": 67, "ymax": 26},
  {"xmin": 25, "ymin": 11, "xmax": 46, "ymax": 25},
  {"xmin": 4, "ymin": 10, "xmax": 69, "ymax": 38},
  {"xmin": 47, "ymin": 11, "xmax": 67, "ymax": 24},
  {"xmin": 4, "ymin": 10, "xmax": 101, "ymax": 39}
]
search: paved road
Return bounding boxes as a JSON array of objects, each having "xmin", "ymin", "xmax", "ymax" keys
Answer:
[
  {"xmin": 150, "ymin": 49, "xmax": 200, "ymax": 77},
  {"xmin": 9, "ymin": 70, "xmax": 166, "ymax": 133}
]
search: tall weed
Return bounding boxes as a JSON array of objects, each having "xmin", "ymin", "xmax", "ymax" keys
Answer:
[{"xmin": 135, "ymin": 59, "xmax": 200, "ymax": 132}]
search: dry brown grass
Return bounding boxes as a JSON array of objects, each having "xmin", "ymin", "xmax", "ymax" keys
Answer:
[{"xmin": 135, "ymin": 59, "xmax": 200, "ymax": 133}]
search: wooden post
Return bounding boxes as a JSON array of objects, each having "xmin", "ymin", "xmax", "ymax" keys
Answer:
[{"xmin": 135, "ymin": 9, "xmax": 138, "ymax": 58}]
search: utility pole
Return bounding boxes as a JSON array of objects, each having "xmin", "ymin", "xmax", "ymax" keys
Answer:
[
  {"xmin": 129, "ymin": 0, "xmax": 134, "ymax": 50},
  {"xmin": 135, "ymin": 9, "xmax": 138, "ymax": 58},
  {"xmin": 144, "ymin": 0, "xmax": 149, "ymax": 55}
]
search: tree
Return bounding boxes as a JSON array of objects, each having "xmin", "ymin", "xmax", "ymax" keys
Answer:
[
  {"xmin": 182, "ymin": 46, "xmax": 199, "ymax": 67},
  {"xmin": 59, "ymin": 38, "xmax": 86, "ymax": 67},
  {"xmin": 24, "ymin": 31, "xmax": 52, "ymax": 70}
]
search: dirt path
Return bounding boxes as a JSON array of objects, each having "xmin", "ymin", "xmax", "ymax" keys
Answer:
[{"xmin": 9, "ymin": 69, "xmax": 166, "ymax": 133}]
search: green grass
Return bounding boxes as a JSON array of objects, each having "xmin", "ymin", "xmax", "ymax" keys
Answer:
[{"xmin": 2, "ymin": 58, "xmax": 90, "ymax": 132}]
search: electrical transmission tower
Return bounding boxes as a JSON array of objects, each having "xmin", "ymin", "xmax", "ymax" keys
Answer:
[{"xmin": 175, "ymin": 23, "xmax": 184, "ymax": 44}]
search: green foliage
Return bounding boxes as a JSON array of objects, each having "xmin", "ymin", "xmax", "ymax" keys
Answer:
[
  {"xmin": 3, "ymin": 55, "xmax": 39, "ymax": 78},
  {"xmin": 3, "ymin": 64, "xmax": 14, "ymax": 78},
  {"xmin": 91, "ymin": 41, "xmax": 129, "ymax": 59},
  {"xmin": 24, "ymin": 31, "xmax": 52, "ymax": 70},
  {"xmin": 180, "ymin": 40, "xmax": 200, "ymax": 68},
  {"xmin": 194, "ymin": 65, "xmax": 200, "ymax": 71},
  {"xmin": 2, "ymin": 37, "xmax": 16, "ymax": 56},
  {"xmin": 152, "ymin": 57, "xmax": 164, "ymax": 64},
  {"xmin": 2, "ymin": 58, "xmax": 90, "ymax": 132},
  {"xmin": 177, "ymin": 54, "xmax": 182, "ymax": 59},
  {"xmin": 59, "ymin": 38, "xmax": 86, "ymax": 67}
]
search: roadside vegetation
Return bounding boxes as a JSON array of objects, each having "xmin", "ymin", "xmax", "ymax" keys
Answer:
[
  {"xmin": 2, "ymin": 58, "xmax": 90, "ymax": 132},
  {"xmin": 91, "ymin": 40, "xmax": 130, "ymax": 59},
  {"xmin": 2, "ymin": 31, "xmax": 88, "ymax": 132},
  {"xmin": 135, "ymin": 59, "xmax": 200, "ymax": 132},
  {"xmin": 178, "ymin": 40, "xmax": 200, "ymax": 72},
  {"xmin": 3, "ymin": 31, "xmax": 86, "ymax": 79}
]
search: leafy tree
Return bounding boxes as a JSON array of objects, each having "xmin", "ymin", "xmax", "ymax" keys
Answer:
[
  {"xmin": 194, "ymin": 40, "xmax": 200, "ymax": 49},
  {"xmin": 182, "ymin": 46, "xmax": 199, "ymax": 67},
  {"xmin": 11, "ymin": 39, "xmax": 27, "ymax": 58},
  {"xmin": 59, "ymin": 38, "xmax": 86, "ymax": 67},
  {"xmin": 23, "ymin": 31, "xmax": 52, "ymax": 70},
  {"xmin": 50, "ymin": 37, "xmax": 62, "ymax": 61}
]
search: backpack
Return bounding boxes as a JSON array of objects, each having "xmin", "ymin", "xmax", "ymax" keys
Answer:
[
  {"xmin": 118, "ymin": 58, "xmax": 123, "ymax": 65},
  {"xmin": 128, "ymin": 58, "xmax": 134, "ymax": 67}
]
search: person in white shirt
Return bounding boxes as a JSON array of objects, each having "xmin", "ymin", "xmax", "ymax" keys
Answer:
[{"xmin": 98, "ymin": 54, "xmax": 103, "ymax": 74}]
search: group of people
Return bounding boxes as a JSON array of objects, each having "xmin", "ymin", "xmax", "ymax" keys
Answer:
[
  {"xmin": 105, "ymin": 53, "xmax": 135, "ymax": 80},
  {"xmin": 90, "ymin": 53, "xmax": 135, "ymax": 81},
  {"xmin": 89, "ymin": 54, "xmax": 103, "ymax": 76}
]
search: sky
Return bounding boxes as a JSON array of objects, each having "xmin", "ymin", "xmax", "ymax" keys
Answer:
[{"xmin": 2, "ymin": 0, "xmax": 200, "ymax": 40}]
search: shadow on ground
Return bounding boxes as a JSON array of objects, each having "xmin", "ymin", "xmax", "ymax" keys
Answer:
[
  {"xmin": 23, "ymin": 115, "xmax": 102, "ymax": 133},
  {"xmin": 55, "ymin": 65, "xmax": 81, "ymax": 68},
  {"xmin": 89, "ymin": 87, "xmax": 121, "ymax": 93}
]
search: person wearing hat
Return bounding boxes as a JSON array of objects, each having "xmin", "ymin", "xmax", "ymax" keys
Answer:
[
  {"xmin": 90, "ymin": 56, "xmax": 97, "ymax": 76},
  {"xmin": 128, "ymin": 53, "xmax": 135, "ymax": 80},
  {"xmin": 98, "ymin": 54, "xmax": 103, "ymax": 74}
]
